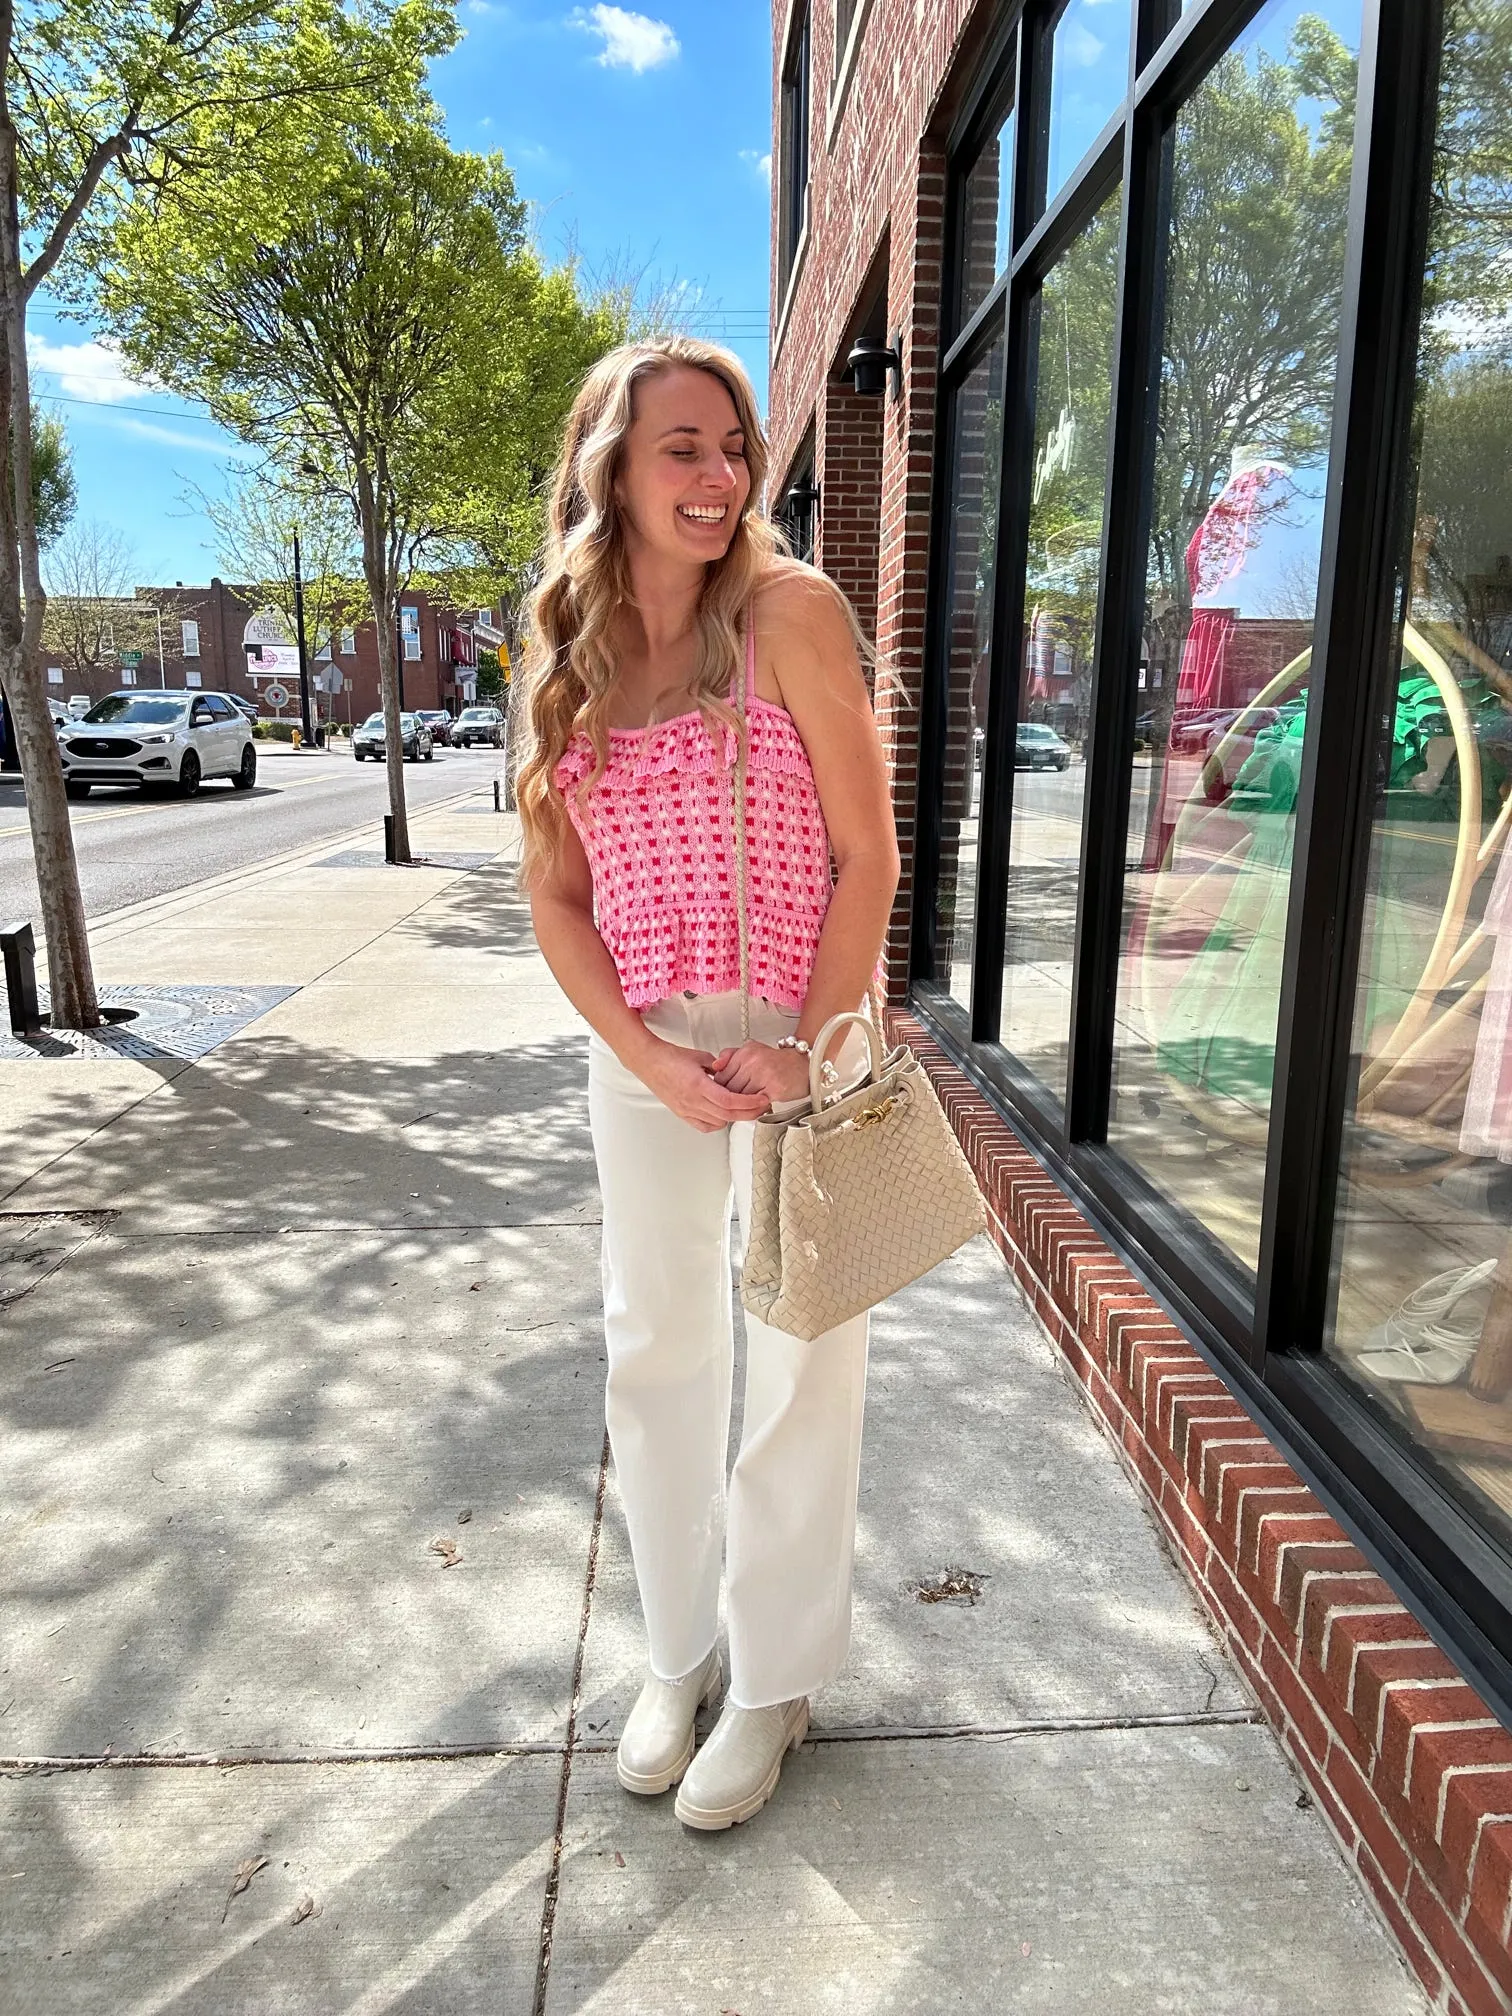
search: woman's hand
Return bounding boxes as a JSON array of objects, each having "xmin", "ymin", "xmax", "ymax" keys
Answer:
[
  {"xmin": 707, "ymin": 1040, "xmax": 812, "ymax": 1107},
  {"xmin": 636, "ymin": 1036, "xmax": 775, "ymax": 1134}
]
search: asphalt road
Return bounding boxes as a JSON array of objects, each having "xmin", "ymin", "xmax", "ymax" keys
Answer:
[{"xmin": 0, "ymin": 741, "xmax": 509, "ymax": 928}]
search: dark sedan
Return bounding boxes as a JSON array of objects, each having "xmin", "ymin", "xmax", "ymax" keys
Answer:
[{"xmin": 352, "ymin": 712, "xmax": 434, "ymax": 762}]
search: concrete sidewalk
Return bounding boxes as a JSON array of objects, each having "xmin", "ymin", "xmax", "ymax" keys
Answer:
[{"xmin": 0, "ymin": 788, "xmax": 1428, "ymax": 2013}]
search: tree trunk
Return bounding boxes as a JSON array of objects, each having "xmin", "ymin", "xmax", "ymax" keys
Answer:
[
  {"xmin": 0, "ymin": 115, "xmax": 98, "ymax": 1028},
  {"xmin": 354, "ymin": 462, "xmax": 410, "ymax": 863}
]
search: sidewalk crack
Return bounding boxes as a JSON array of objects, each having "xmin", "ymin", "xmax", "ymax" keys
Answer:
[{"xmin": 532, "ymin": 1425, "xmax": 610, "ymax": 2016}]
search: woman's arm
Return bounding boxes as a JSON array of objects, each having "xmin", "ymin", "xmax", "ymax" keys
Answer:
[
  {"xmin": 529, "ymin": 810, "xmax": 772, "ymax": 1133},
  {"xmin": 710, "ymin": 568, "xmax": 901, "ymax": 1102}
]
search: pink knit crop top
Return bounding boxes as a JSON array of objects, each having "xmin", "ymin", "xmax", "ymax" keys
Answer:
[{"xmin": 552, "ymin": 618, "xmax": 831, "ymax": 1012}]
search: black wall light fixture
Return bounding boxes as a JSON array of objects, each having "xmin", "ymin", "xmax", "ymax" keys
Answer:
[{"xmin": 846, "ymin": 332, "xmax": 903, "ymax": 399}]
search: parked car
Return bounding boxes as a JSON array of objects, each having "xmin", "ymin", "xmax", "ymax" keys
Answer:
[
  {"xmin": 1015, "ymin": 721, "xmax": 1072, "ymax": 771},
  {"xmin": 415, "ymin": 708, "xmax": 454, "ymax": 747},
  {"xmin": 227, "ymin": 693, "xmax": 260, "ymax": 725},
  {"xmin": 58, "ymin": 690, "xmax": 257, "ymax": 798},
  {"xmin": 453, "ymin": 704, "xmax": 504, "ymax": 748},
  {"xmin": 352, "ymin": 712, "xmax": 434, "ymax": 762}
]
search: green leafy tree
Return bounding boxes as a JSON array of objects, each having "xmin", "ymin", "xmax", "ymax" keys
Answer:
[
  {"xmin": 189, "ymin": 462, "xmax": 363, "ymax": 721},
  {"xmin": 1132, "ymin": 19, "xmax": 1358, "ymax": 854},
  {"xmin": 30, "ymin": 405, "xmax": 75, "ymax": 547},
  {"xmin": 0, "ymin": 0, "xmax": 448, "ymax": 1028},
  {"xmin": 106, "ymin": 110, "xmax": 620, "ymax": 858}
]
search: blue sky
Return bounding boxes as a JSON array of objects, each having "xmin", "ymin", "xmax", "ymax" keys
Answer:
[{"xmin": 27, "ymin": 1, "xmax": 775, "ymax": 589}]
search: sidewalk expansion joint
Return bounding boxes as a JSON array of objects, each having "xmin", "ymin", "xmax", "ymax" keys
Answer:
[
  {"xmin": 0, "ymin": 1705, "xmax": 1262, "ymax": 1779},
  {"xmin": 532, "ymin": 1423, "xmax": 611, "ymax": 2016}
]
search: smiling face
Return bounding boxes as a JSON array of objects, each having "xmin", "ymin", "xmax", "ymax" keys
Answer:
[{"xmin": 614, "ymin": 364, "xmax": 752, "ymax": 572}]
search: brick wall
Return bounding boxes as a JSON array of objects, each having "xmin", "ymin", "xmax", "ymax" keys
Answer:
[
  {"xmin": 37, "ymin": 582, "xmax": 474, "ymax": 722},
  {"xmin": 771, "ymin": 2, "xmax": 1512, "ymax": 2006}
]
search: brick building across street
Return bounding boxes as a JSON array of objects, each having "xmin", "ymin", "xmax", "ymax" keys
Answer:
[
  {"xmin": 34, "ymin": 580, "xmax": 497, "ymax": 723},
  {"xmin": 768, "ymin": 2, "xmax": 1512, "ymax": 2007}
]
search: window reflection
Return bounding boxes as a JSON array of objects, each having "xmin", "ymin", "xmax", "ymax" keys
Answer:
[
  {"xmin": 934, "ymin": 337, "xmax": 1005, "ymax": 1012},
  {"xmin": 1045, "ymin": 0, "xmax": 1132, "ymax": 209},
  {"xmin": 1107, "ymin": 0, "xmax": 1362, "ymax": 1271},
  {"xmin": 999, "ymin": 188, "xmax": 1122, "ymax": 1100},
  {"xmin": 959, "ymin": 98, "xmax": 1015, "ymax": 328},
  {"xmin": 1327, "ymin": 0, "xmax": 1512, "ymax": 1550}
]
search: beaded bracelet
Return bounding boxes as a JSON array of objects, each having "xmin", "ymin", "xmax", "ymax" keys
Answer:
[{"xmin": 776, "ymin": 1033, "xmax": 839, "ymax": 1087}]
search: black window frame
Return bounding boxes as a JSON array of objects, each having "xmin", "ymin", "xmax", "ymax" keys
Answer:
[
  {"xmin": 779, "ymin": 3, "xmax": 813, "ymax": 294},
  {"xmin": 911, "ymin": 0, "xmax": 1512, "ymax": 1724}
]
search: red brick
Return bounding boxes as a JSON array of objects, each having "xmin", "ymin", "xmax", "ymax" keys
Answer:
[
  {"xmin": 1204, "ymin": 1550, "xmax": 1266, "ymax": 1658},
  {"xmin": 1259, "ymin": 1627, "xmax": 1330, "ymax": 1764},
  {"xmin": 1404, "ymin": 1867, "xmax": 1510, "ymax": 2016},
  {"xmin": 1355, "ymin": 1844, "xmax": 1444, "ymax": 2004},
  {"xmin": 1327, "ymin": 1732, "xmax": 1414, "ymax": 1897}
]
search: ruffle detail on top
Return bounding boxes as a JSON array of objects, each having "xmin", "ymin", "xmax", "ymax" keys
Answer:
[
  {"xmin": 552, "ymin": 701, "xmax": 811, "ymax": 794},
  {"xmin": 598, "ymin": 899, "xmax": 826, "ymax": 1012}
]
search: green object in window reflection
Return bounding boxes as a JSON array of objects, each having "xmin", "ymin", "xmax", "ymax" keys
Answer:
[{"xmin": 1156, "ymin": 668, "xmax": 1512, "ymax": 1105}]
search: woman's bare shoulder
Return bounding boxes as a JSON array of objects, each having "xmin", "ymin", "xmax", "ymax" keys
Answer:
[{"xmin": 752, "ymin": 560, "xmax": 855, "ymax": 651}]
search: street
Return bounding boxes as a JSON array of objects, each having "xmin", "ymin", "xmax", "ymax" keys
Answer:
[{"xmin": 0, "ymin": 742, "xmax": 507, "ymax": 927}]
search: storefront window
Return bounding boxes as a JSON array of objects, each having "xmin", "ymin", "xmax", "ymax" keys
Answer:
[
  {"xmin": 1105, "ymin": 0, "xmax": 1362, "ymax": 1272},
  {"xmin": 1326, "ymin": 0, "xmax": 1512, "ymax": 1549},
  {"xmin": 1044, "ymin": 0, "xmax": 1131, "ymax": 209},
  {"xmin": 959, "ymin": 96, "xmax": 1016, "ymax": 328},
  {"xmin": 999, "ymin": 188, "xmax": 1121, "ymax": 1099},
  {"xmin": 934, "ymin": 336, "xmax": 1006, "ymax": 1012}
]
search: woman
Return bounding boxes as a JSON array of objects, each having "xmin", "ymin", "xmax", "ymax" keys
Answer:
[{"xmin": 514, "ymin": 337, "xmax": 899, "ymax": 1831}]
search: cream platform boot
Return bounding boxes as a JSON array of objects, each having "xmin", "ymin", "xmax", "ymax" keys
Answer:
[
  {"xmin": 615, "ymin": 1649, "xmax": 724, "ymax": 1796},
  {"xmin": 673, "ymin": 1695, "xmax": 810, "ymax": 1830}
]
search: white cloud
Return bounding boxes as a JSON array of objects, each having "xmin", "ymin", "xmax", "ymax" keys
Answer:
[
  {"xmin": 111, "ymin": 417, "xmax": 252, "ymax": 457},
  {"xmin": 570, "ymin": 5, "xmax": 679, "ymax": 73},
  {"xmin": 739, "ymin": 148, "xmax": 773, "ymax": 185},
  {"xmin": 1059, "ymin": 21, "xmax": 1105, "ymax": 67},
  {"xmin": 26, "ymin": 333, "xmax": 158, "ymax": 404}
]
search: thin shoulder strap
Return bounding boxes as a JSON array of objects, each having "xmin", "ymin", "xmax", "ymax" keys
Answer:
[{"xmin": 733, "ymin": 610, "xmax": 751, "ymax": 1044}]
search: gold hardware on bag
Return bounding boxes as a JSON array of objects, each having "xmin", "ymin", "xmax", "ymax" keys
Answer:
[{"xmin": 854, "ymin": 1095, "xmax": 897, "ymax": 1129}]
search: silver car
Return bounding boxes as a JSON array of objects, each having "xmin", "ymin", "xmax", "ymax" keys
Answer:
[{"xmin": 59, "ymin": 691, "xmax": 257, "ymax": 798}]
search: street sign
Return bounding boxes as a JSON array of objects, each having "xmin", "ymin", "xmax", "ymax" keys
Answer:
[
  {"xmin": 120, "ymin": 650, "xmax": 143, "ymax": 668},
  {"xmin": 263, "ymin": 681, "xmax": 291, "ymax": 710}
]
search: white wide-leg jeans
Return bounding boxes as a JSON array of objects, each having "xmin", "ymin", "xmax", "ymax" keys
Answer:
[{"xmin": 587, "ymin": 989, "xmax": 871, "ymax": 1711}]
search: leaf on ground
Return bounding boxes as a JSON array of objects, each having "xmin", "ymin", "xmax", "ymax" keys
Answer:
[
  {"xmin": 291, "ymin": 1894, "xmax": 320, "ymax": 1926},
  {"xmin": 457, "ymin": 1508, "xmax": 473, "ymax": 1525},
  {"xmin": 612, "ymin": 1850, "xmax": 625, "ymax": 1868},
  {"xmin": 1020, "ymin": 1942, "xmax": 1031, "ymax": 1957},
  {"xmin": 221, "ymin": 1855, "xmax": 268, "ymax": 1922},
  {"xmin": 429, "ymin": 1537, "xmax": 462, "ymax": 1568},
  {"xmin": 469, "ymin": 1282, "xmax": 483, "ymax": 1291}
]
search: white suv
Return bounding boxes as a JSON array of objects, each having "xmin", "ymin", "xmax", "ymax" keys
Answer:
[{"xmin": 59, "ymin": 691, "xmax": 257, "ymax": 798}]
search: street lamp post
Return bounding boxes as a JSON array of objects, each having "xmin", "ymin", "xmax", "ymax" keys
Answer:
[
  {"xmin": 292, "ymin": 531, "xmax": 315, "ymax": 746},
  {"xmin": 396, "ymin": 605, "xmax": 407, "ymax": 714}
]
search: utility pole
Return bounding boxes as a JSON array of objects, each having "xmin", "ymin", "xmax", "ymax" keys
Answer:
[{"xmin": 292, "ymin": 531, "xmax": 315, "ymax": 747}]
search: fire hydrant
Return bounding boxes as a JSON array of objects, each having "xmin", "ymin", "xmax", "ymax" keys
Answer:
[{"xmin": 290, "ymin": 727, "xmax": 302, "ymax": 750}]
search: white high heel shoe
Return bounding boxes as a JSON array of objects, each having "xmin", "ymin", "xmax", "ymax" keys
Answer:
[
  {"xmin": 615, "ymin": 1649, "xmax": 723, "ymax": 1796},
  {"xmin": 1355, "ymin": 1258, "xmax": 1498, "ymax": 1386}
]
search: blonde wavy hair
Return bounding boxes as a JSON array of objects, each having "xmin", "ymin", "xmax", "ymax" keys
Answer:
[{"xmin": 513, "ymin": 336, "xmax": 809, "ymax": 890}]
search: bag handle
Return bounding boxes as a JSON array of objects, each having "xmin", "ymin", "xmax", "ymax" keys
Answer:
[{"xmin": 807, "ymin": 1010, "xmax": 883, "ymax": 1113}]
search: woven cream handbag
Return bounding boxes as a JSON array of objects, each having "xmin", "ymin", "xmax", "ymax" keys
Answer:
[{"xmin": 730, "ymin": 641, "xmax": 987, "ymax": 1341}]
